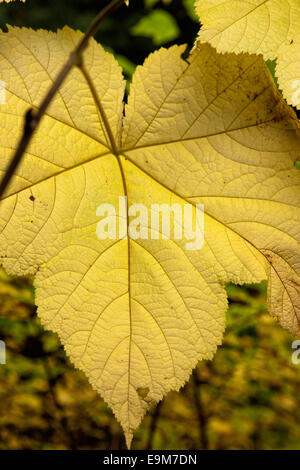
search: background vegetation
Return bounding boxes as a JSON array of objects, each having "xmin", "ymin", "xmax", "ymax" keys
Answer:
[{"xmin": 0, "ymin": 0, "xmax": 299, "ymax": 450}]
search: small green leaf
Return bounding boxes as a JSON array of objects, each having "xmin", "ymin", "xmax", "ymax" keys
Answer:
[
  {"xmin": 115, "ymin": 54, "xmax": 136, "ymax": 78},
  {"xmin": 183, "ymin": 0, "xmax": 198, "ymax": 22},
  {"xmin": 266, "ymin": 59, "xmax": 279, "ymax": 90},
  {"xmin": 102, "ymin": 45, "xmax": 136, "ymax": 81},
  {"xmin": 131, "ymin": 10, "xmax": 179, "ymax": 46}
]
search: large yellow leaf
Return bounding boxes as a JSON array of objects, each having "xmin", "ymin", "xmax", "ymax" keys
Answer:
[
  {"xmin": 0, "ymin": 26, "xmax": 300, "ymax": 446},
  {"xmin": 195, "ymin": 0, "xmax": 300, "ymax": 109}
]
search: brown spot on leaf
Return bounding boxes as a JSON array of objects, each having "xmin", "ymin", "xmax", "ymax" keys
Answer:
[{"xmin": 137, "ymin": 387, "xmax": 149, "ymax": 399}]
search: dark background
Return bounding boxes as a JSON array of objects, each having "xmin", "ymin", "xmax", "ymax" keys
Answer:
[
  {"xmin": 0, "ymin": 0, "xmax": 299, "ymax": 450},
  {"xmin": 0, "ymin": 0, "xmax": 198, "ymax": 78}
]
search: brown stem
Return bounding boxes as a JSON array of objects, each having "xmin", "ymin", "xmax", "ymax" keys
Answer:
[
  {"xmin": 192, "ymin": 368, "xmax": 209, "ymax": 450},
  {"xmin": 0, "ymin": 0, "xmax": 126, "ymax": 200},
  {"xmin": 146, "ymin": 401, "xmax": 163, "ymax": 450}
]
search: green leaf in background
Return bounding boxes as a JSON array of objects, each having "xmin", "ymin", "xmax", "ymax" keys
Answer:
[
  {"xmin": 115, "ymin": 53, "xmax": 136, "ymax": 78},
  {"xmin": 144, "ymin": 0, "xmax": 160, "ymax": 8},
  {"xmin": 115, "ymin": 53, "xmax": 136, "ymax": 94},
  {"xmin": 296, "ymin": 161, "xmax": 300, "ymax": 169},
  {"xmin": 103, "ymin": 45, "xmax": 136, "ymax": 82},
  {"xmin": 183, "ymin": 0, "xmax": 198, "ymax": 22},
  {"xmin": 131, "ymin": 9, "xmax": 179, "ymax": 45},
  {"xmin": 266, "ymin": 59, "xmax": 279, "ymax": 90}
]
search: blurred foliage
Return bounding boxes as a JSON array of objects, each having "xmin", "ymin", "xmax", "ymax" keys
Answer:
[
  {"xmin": 0, "ymin": 269, "xmax": 299, "ymax": 450},
  {"xmin": 0, "ymin": 0, "xmax": 199, "ymax": 81},
  {"xmin": 130, "ymin": 9, "xmax": 179, "ymax": 46},
  {"xmin": 182, "ymin": 0, "xmax": 198, "ymax": 22},
  {"xmin": 266, "ymin": 59, "xmax": 279, "ymax": 90},
  {"xmin": 0, "ymin": 0, "xmax": 299, "ymax": 451}
]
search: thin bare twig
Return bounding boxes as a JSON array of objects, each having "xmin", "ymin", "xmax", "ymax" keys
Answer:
[{"xmin": 0, "ymin": 0, "xmax": 126, "ymax": 200}]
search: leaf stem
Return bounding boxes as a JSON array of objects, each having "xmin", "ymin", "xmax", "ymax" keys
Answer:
[{"xmin": 0, "ymin": 0, "xmax": 126, "ymax": 200}]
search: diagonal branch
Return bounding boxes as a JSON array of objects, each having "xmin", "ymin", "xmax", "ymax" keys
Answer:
[{"xmin": 0, "ymin": 0, "xmax": 126, "ymax": 200}]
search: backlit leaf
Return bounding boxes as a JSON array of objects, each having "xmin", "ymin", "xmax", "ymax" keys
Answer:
[
  {"xmin": 0, "ymin": 26, "xmax": 299, "ymax": 446},
  {"xmin": 195, "ymin": 0, "xmax": 300, "ymax": 108}
]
